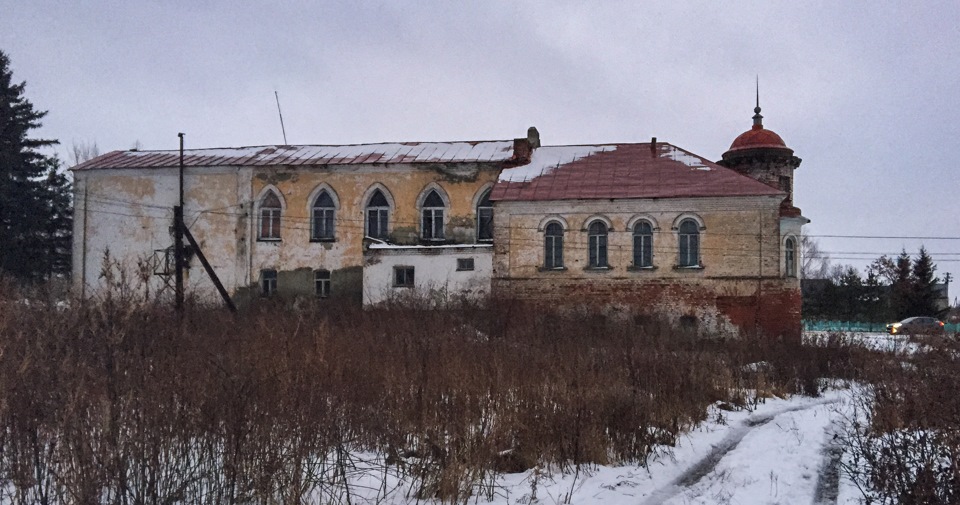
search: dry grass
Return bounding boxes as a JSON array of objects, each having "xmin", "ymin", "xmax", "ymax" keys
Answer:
[{"xmin": 0, "ymin": 283, "xmax": 866, "ymax": 504}]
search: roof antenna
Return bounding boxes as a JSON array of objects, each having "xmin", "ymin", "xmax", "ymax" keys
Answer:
[
  {"xmin": 274, "ymin": 90, "xmax": 288, "ymax": 145},
  {"xmin": 752, "ymin": 75, "xmax": 763, "ymax": 129}
]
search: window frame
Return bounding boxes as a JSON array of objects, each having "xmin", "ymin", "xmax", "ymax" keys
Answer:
[
  {"xmin": 476, "ymin": 188, "xmax": 494, "ymax": 242},
  {"xmin": 393, "ymin": 266, "xmax": 415, "ymax": 288},
  {"xmin": 365, "ymin": 189, "xmax": 391, "ymax": 240},
  {"xmin": 420, "ymin": 189, "xmax": 446, "ymax": 241},
  {"xmin": 257, "ymin": 190, "xmax": 283, "ymax": 241},
  {"xmin": 261, "ymin": 269, "xmax": 278, "ymax": 296},
  {"xmin": 784, "ymin": 236, "xmax": 797, "ymax": 278},
  {"xmin": 632, "ymin": 220, "xmax": 654, "ymax": 268},
  {"xmin": 543, "ymin": 221, "xmax": 565, "ymax": 270},
  {"xmin": 314, "ymin": 269, "xmax": 331, "ymax": 298},
  {"xmin": 587, "ymin": 220, "xmax": 609, "ymax": 269},
  {"xmin": 677, "ymin": 218, "xmax": 701, "ymax": 268},
  {"xmin": 457, "ymin": 258, "xmax": 475, "ymax": 271},
  {"xmin": 310, "ymin": 190, "xmax": 336, "ymax": 242}
]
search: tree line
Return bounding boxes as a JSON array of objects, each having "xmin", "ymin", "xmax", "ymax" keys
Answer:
[{"xmin": 802, "ymin": 244, "xmax": 948, "ymax": 322}]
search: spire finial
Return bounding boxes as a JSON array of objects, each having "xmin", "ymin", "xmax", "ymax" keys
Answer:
[{"xmin": 752, "ymin": 76, "xmax": 763, "ymax": 128}]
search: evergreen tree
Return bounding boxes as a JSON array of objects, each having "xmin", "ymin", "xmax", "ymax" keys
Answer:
[
  {"xmin": 0, "ymin": 49, "xmax": 69, "ymax": 281},
  {"xmin": 891, "ymin": 249, "xmax": 913, "ymax": 319},
  {"xmin": 910, "ymin": 246, "xmax": 943, "ymax": 317}
]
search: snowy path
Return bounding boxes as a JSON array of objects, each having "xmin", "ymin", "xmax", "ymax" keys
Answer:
[
  {"xmin": 638, "ymin": 398, "xmax": 840, "ymax": 505},
  {"xmin": 343, "ymin": 389, "xmax": 867, "ymax": 504},
  {"xmin": 484, "ymin": 389, "xmax": 865, "ymax": 505}
]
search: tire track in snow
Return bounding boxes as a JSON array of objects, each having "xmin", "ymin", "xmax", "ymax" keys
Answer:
[
  {"xmin": 812, "ymin": 423, "xmax": 844, "ymax": 505},
  {"xmin": 639, "ymin": 398, "xmax": 840, "ymax": 505}
]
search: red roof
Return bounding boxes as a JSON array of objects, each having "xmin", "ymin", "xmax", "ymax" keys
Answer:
[
  {"xmin": 490, "ymin": 142, "xmax": 785, "ymax": 202},
  {"xmin": 726, "ymin": 124, "xmax": 790, "ymax": 152},
  {"xmin": 71, "ymin": 141, "xmax": 517, "ymax": 171}
]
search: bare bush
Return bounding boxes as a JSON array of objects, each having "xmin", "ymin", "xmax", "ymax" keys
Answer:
[
  {"xmin": 0, "ymin": 291, "xmax": 860, "ymax": 504},
  {"xmin": 839, "ymin": 336, "xmax": 960, "ymax": 504}
]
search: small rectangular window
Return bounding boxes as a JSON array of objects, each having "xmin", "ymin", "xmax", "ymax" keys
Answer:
[
  {"xmin": 261, "ymin": 269, "xmax": 277, "ymax": 296},
  {"xmin": 315, "ymin": 269, "xmax": 331, "ymax": 298},
  {"xmin": 393, "ymin": 266, "xmax": 414, "ymax": 288},
  {"xmin": 457, "ymin": 258, "xmax": 475, "ymax": 271}
]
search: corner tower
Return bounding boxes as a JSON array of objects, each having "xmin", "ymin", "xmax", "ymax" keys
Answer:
[{"xmin": 717, "ymin": 101, "xmax": 803, "ymax": 216}]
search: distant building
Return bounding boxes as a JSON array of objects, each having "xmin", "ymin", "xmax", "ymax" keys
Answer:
[{"xmin": 71, "ymin": 104, "xmax": 806, "ymax": 338}]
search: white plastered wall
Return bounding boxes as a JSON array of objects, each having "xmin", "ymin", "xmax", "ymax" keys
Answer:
[{"xmin": 362, "ymin": 245, "xmax": 493, "ymax": 305}]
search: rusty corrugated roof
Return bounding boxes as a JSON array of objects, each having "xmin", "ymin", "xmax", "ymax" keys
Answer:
[
  {"xmin": 71, "ymin": 141, "xmax": 517, "ymax": 171},
  {"xmin": 490, "ymin": 142, "xmax": 785, "ymax": 201}
]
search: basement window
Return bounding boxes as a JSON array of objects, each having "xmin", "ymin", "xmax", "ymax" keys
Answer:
[
  {"xmin": 393, "ymin": 266, "xmax": 415, "ymax": 288},
  {"xmin": 261, "ymin": 269, "xmax": 277, "ymax": 296},
  {"xmin": 315, "ymin": 269, "xmax": 331, "ymax": 298},
  {"xmin": 457, "ymin": 258, "xmax": 475, "ymax": 271}
]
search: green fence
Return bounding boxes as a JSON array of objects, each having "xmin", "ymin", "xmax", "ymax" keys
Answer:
[{"xmin": 803, "ymin": 320, "xmax": 960, "ymax": 333}]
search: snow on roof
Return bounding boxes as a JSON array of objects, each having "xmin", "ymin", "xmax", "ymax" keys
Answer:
[
  {"xmin": 72, "ymin": 141, "xmax": 517, "ymax": 171},
  {"xmin": 490, "ymin": 142, "xmax": 785, "ymax": 201},
  {"xmin": 663, "ymin": 144, "xmax": 711, "ymax": 170},
  {"xmin": 498, "ymin": 145, "xmax": 617, "ymax": 182}
]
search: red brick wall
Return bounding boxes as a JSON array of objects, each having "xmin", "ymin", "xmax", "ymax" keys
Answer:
[{"xmin": 492, "ymin": 277, "xmax": 801, "ymax": 341}]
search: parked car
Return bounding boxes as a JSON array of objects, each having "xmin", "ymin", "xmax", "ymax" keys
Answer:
[{"xmin": 886, "ymin": 316, "xmax": 945, "ymax": 335}]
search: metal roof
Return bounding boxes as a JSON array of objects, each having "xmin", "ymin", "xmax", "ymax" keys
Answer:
[
  {"xmin": 490, "ymin": 142, "xmax": 785, "ymax": 201},
  {"xmin": 71, "ymin": 141, "xmax": 517, "ymax": 171}
]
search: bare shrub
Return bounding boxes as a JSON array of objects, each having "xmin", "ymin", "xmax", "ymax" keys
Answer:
[
  {"xmin": 839, "ymin": 336, "xmax": 960, "ymax": 504},
  {"xmin": 0, "ymin": 291, "xmax": 861, "ymax": 504}
]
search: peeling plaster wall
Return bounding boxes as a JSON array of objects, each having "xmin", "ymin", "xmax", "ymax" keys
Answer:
[
  {"xmin": 73, "ymin": 166, "xmax": 247, "ymax": 301},
  {"xmin": 249, "ymin": 163, "xmax": 500, "ymax": 300},
  {"xmin": 74, "ymin": 162, "xmax": 500, "ymax": 302},
  {"xmin": 362, "ymin": 246, "xmax": 493, "ymax": 306}
]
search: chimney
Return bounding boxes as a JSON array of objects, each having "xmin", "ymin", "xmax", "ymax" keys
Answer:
[
  {"xmin": 527, "ymin": 126, "xmax": 541, "ymax": 149},
  {"xmin": 650, "ymin": 137, "xmax": 657, "ymax": 155}
]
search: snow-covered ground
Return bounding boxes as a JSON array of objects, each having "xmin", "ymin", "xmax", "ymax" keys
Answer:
[{"xmin": 338, "ymin": 388, "xmax": 866, "ymax": 505}]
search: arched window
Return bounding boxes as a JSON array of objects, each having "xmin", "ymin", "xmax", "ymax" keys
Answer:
[
  {"xmin": 476, "ymin": 189, "xmax": 493, "ymax": 241},
  {"xmin": 588, "ymin": 221, "xmax": 608, "ymax": 268},
  {"xmin": 633, "ymin": 221, "xmax": 653, "ymax": 268},
  {"xmin": 311, "ymin": 191, "xmax": 335, "ymax": 241},
  {"xmin": 258, "ymin": 190, "xmax": 282, "ymax": 240},
  {"xmin": 678, "ymin": 219, "xmax": 700, "ymax": 267},
  {"xmin": 421, "ymin": 189, "xmax": 445, "ymax": 240},
  {"xmin": 366, "ymin": 189, "xmax": 390, "ymax": 239},
  {"xmin": 544, "ymin": 222, "xmax": 564, "ymax": 269},
  {"xmin": 784, "ymin": 237, "xmax": 797, "ymax": 277}
]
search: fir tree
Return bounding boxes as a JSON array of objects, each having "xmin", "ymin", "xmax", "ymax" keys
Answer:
[
  {"xmin": 0, "ymin": 49, "xmax": 69, "ymax": 281},
  {"xmin": 910, "ymin": 246, "xmax": 943, "ymax": 317},
  {"xmin": 891, "ymin": 249, "xmax": 913, "ymax": 319}
]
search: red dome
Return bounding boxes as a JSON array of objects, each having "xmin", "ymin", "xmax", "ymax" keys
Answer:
[{"xmin": 727, "ymin": 124, "xmax": 788, "ymax": 152}]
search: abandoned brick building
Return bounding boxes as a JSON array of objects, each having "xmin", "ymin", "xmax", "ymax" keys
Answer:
[{"xmin": 71, "ymin": 104, "xmax": 806, "ymax": 338}]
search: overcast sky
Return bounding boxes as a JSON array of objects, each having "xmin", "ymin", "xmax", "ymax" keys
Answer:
[{"xmin": 2, "ymin": 0, "xmax": 958, "ymax": 301}]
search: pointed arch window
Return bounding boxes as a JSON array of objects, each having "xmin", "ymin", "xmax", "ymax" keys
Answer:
[
  {"xmin": 784, "ymin": 237, "xmax": 797, "ymax": 277},
  {"xmin": 476, "ymin": 189, "xmax": 493, "ymax": 241},
  {"xmin": 311, "ymin": 191, "xmax": 336, "ymax": 241},
  {"xmin": 366, "ymin": 189, "xmax": 390, "ymax": 239},
  {"xmin": 678, "ymin": 219, "xmax": 700, "ymax": 267},
  {"xmin": 258, "ymin": 191, "xmax": 282, "ymax": 240},
  {"xmin": 421, "ymin": 189, "xmax": 445, "ymax": 240},
  {"xmin": 633, "ymin": 221, "xmax": 653, "ymax": 268},
  {"xmin": 588, "ymin": 221, "xmax": 609, "ymax": 268},
  {"xmin": 544, "ymin": 222, "xmax": 564, "ymax": 269}
]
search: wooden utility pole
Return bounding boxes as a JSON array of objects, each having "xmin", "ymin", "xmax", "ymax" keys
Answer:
[{"xmin": 175, "ymin": 133, "xmax": 185, "ymax": 310}]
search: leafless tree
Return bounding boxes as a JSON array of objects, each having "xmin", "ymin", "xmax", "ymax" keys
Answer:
[
  {"xmin": 69, "ymin": 140, "xmax": 100, "ymax": 166},
  {"xmin": 801, "ymin": 235, "xmax": 831, "ymax": 279}
]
